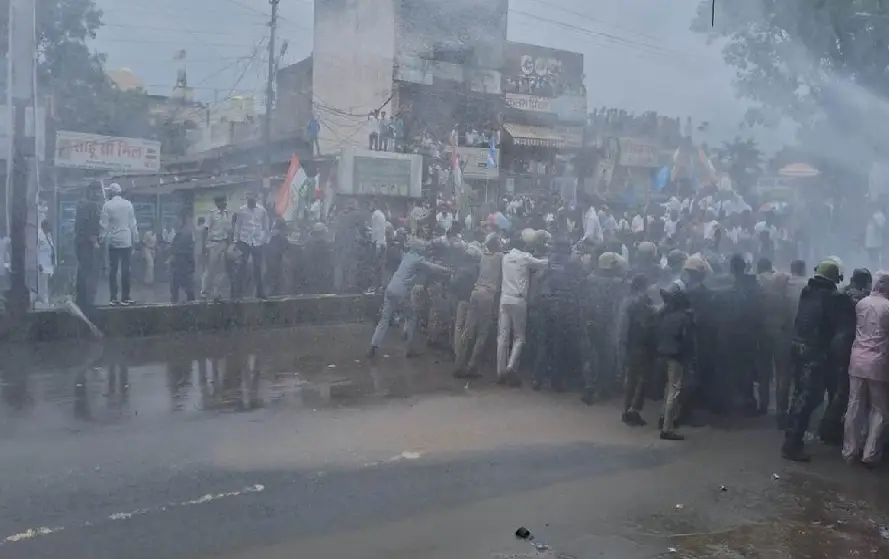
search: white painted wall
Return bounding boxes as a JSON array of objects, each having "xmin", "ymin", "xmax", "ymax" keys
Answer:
[{"xmin": 313, "ymin": 0, "xmax": 396, "ymax": 154}]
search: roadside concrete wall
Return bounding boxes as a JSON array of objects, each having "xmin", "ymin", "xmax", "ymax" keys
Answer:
[{"xmin": 14, "ymin": 294, "xmax": 380, "ymax": 342}]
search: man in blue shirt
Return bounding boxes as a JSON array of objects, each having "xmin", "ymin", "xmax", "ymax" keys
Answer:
[
  {"xmin": 368, "ymin": 239, "xmax": 451, "ymax": 358},
  {"xmin": 307, "ymin": 115, "xmax": 321, "ymax": 156}
]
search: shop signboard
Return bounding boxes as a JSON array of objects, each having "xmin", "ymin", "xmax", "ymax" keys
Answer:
[
  {"xmin": 617, "ymin": 137, "xmax": 660, "ymax": 168},
  {"xmin": 339, "ymin": 148, "xmax": 423, "ymax": 198},
  {"xmin": 505, "ymin": 93, "xmax": 586, "ymax": 121},
  {"xmin": 502, "ymin": 42, "xmax": 587, "ymax": 122},
  {"xmin": 54, "ymin": 131, "xmax": 161, "ymax": 172}
]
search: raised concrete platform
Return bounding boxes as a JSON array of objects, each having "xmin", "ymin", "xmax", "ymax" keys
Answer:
[{"xmin": 15, "ymin": 294, "xmax": 380, "ymax": 342}]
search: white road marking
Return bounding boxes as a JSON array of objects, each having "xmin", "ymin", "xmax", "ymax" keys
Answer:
[
  {"xmin": 4, "ymin": 527, "xmax": 64, "ymax": 543},
  {"xmin": 388, "ymin": 451, "xmax": 423, "ymax": 462},
  {"xmin": 1, "ymin": 484, "xmax": 265, "ymax": 546}
]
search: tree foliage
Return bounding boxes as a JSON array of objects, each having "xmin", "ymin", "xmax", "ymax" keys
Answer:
[
  {"xmin": 693, "ymin": 1, "xmax": 889, "ymax": 133},
  {"xmin": 714, "ymin": 136, "xmax": 763, "ymax": 195},
  {"xmin": 1, "ymin": 0, "xmax": 186, "ymax": 152}
]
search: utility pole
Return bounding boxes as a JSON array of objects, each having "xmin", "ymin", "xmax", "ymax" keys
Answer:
[
  {"xmin": 6, "ymin": 0, "xmax": 37, "ymax": 319},
  {"xmin": 264, "ymin": 0, "xmax": 280, "ymax": 174}
]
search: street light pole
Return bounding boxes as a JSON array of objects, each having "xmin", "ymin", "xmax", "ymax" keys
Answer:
[{"xmin": 264, "ymin": 0, "xmax": 280, "ymax": 173}]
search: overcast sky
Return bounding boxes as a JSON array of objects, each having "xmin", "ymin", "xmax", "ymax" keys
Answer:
[{"xmin": 92, "ymin": 0, "xmax": 792, "ymax": 149}]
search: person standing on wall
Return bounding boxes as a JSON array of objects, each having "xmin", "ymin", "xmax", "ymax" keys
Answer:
[
  {"xmin": 74, "ymin": 182, "xmax": 103, "ymax": 309},
  {"xmin": 307, "ymin": 114, "xmax": 321, "ymax": 156},
  {"xmin": 36, "ymin": 219, "xmax": 55, "ymax": 308},
  {"xmin": 233, "ymin": 191, "xmax": 269, "ymax": 299},
  {"xmin": 100, "ymin": 183, "xmax": 138, "ymax": 305},
  {"xmin": 202, "ymin": 195, "xmax": 232, "ymax": 302}
]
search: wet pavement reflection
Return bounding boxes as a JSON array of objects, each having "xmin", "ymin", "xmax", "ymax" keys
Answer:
[
  {"xmin": 639, "ymin": 468, "xmax": 889, "ymax": 558},
  {"xmin": 0, "ymin": 324, "xmax": 462, "ymax": 434}
]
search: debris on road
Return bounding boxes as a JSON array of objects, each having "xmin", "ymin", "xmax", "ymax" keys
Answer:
[
  {"xmin": 534, "ymin": 542, "xmax": 549, "ymax": 551},
  {"xmin": 668, "ymin": 547, "xmax": 678, "ymax": 553},
  {"xmin": 674, "ymin": 504, "xmax": 684, "ymax": 510},
  {"xmin": 879, "ymin": 525, "xmax": 889, "ymax": 540},
  {"xmin": 515, "ymin": 526, "xmax": 532, "ymax": 540},
  {"xmin": 327, "ymin": 364, "xmax": 336, "ymax": 368},
  {"xmin": 720, "ymin": 485, "xmax": 728, "ymax": 492},
  {"xmin": 772, "ymin": 473, "xmax": 781, "ymax": 480}
]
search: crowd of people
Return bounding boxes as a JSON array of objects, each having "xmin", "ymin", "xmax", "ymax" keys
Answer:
[{"xmin": 365, "ymin": 190, "xmax": 889, "ymax": 468}]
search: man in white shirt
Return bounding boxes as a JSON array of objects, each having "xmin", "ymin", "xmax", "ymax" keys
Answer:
[
  {"xmin": 233, "ymin": 192, "xmax": 269, "ymax": 299},
  {"xmin": 664, "ymin": 210, "xmax": 679, "ymax": 239},
  {"xmin": 202, "ymin": 195, "xmax": 233, "ymax": 301},
  {"xmin": 497, "ymin": 239, "xmax": 548, "ymax": 384},
  {"xmin": 631, "ymin": 213, "xmax": 645, "ymax": 235},
  {"xmin": 100, "ymin": 183, "xmax": 138, "ymax": 305},
  {"xmin": 599, "ymin": 206, "xmax": 617, "ymax": 237},
  {"xmin": 371, "ymin": 200, "xmax": 388, "ymax": 290},
  {"xmin": 583, "ymin": 203, "xmax": 603, "ymax": 244}
]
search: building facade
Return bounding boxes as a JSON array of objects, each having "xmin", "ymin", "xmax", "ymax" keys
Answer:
[{"xmin": 500, "ymin": 42, "xmax": 587, "ymax": 200}]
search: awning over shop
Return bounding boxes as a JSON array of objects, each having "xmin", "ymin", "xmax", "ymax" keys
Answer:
[{"xmin": 503, "ymin": 124, "xmax": 583, "ymax": 149}]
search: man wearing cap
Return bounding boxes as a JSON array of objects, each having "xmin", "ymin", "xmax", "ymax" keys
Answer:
[
  {"xmin": 454, "ymin": 233, "xmax": 503, "ymax": 378},
  {"xmin": 656, "ymin": 281, "xmax": 696, "ymax": 440},
  {"xmin": 202, "ymin": 194, "xmax": 232, "ymax": 301},
  {"xmin": 533, "ymin": 236, "xmax": 584, "ymax": 391},
  {"xmin": 679, "ymin": 254, "xmax": 715, "ymax": 424},
  {"xmin": 233, "ymin": 191, "xmax": 270, "ymax": 299},
  {"xmin": 756, "ymin": 258, "xmax": 790, "ymax": 416},
  {"xmin": 721, "ymin": 253, "xmax": 763, "ymax": 416},
  {"xmin": 782, "ymin": 259, "xmax": 843, "ymax": 462},
  {"xmin": 820, "ymin": 267, "xmax": 872, "ymax": 444},
  {"xmin": 581, "ymin": 251, "xmax": 628, "ymax": 404},
  {"xmin": 497, "ymin": 234, "xmax": 548, "ymax": 385},
  {"xmin": 618, "ymin": 273, "xmax": 657, "ymax": 425},
  {"xmin": 100, "ymin": 183, "xmax": 138, "ymax": 305}
]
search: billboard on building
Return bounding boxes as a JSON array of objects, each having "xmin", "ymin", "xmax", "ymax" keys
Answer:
[
  {"xmin": 453, "ymin": 146, "xmax": 499, "ymax": 180},
  {"xmin": 502, "ymin": 42, "xmax": 587, "ymax": 122},
  {"xmin": 338, "ymin": 148, "xmax": 423, "ymax": 198},
  {"xmin": 54, "ymin": 131, "xmax": 161, "ymax": 172},
  {"xmin": 616, "ymin": 137, "xmax": 660, "ymax": 168}
]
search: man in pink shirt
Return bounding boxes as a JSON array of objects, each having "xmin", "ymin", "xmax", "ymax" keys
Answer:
[{"xmin": 843, "ymin": 272, "xmax": 889, "ymax": 467}]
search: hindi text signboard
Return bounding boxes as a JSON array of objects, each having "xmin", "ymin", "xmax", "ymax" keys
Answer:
[{"xmin": 54, "ymin": 131, "xmax": 161, "ymax": 172}]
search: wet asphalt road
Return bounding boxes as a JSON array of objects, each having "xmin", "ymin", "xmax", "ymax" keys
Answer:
[{"xmin": 3, "ymin": 325, "xmax": 889, "ymax": 558}]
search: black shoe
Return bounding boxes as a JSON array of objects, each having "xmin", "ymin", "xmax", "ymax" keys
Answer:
[
  {"xmin": 366, "ymin": 346, "xmax": 377, "ymax": 358},
  {"xmin": 658, "ymin": 417, "xmax": 665, "ymax": 431},
  {"xmin": 496, "ymin": 375, "xmax": 509, "ymax": 385},
  {"xmin": 581, "ymin": 389, "xmax": 596, "ymax": 406},
  {"xmin": 782, "ymin": 446, "xmax": 811, "ymax": 463},
  {"xmin": 622, "ymin": 411, "xmax": 645, "ymax": 426},
  {"xmin": 507, "ymin": 374, "xmax": 522, "ymax": 388},
  {"xmin": 531, "ymin": 379, "xmax": 543, "ymax": 391},
  {"xmin": 453, "ymin": 368, "xmax": 468, "ymax": 379},
  {"xmin": 660, "ymin": 431, "xmax": 685, "ymax": 441}
]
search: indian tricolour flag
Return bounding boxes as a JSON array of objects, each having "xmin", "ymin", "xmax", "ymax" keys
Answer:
[{"xmin": 275, "ymin": 155, "xmax": 306, "ymax": 222}]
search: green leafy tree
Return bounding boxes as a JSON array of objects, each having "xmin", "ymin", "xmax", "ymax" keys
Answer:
[
  {"xmin": 692, "ymin": 0, "xmax": 889, "ymax": 153},
  {"xmin": 1, "ymin": 0, "xmax": 158, "ymax": 138},
  {"xmin": 714, "ymin": 136, "xmax": 763, "ymax": 195}
]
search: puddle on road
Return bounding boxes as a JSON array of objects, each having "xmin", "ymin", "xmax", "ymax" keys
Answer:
[
  {"xmin": 0, "ymin": 325, "xmax": 464, "ymax": 431},
  {"xmin": 662, "ymin": 471, "xmax": 889, "ymax": 558}
]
